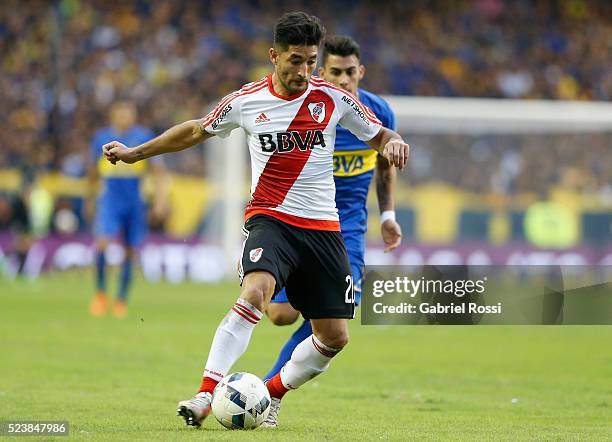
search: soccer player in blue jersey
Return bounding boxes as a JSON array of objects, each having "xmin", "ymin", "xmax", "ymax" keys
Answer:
[
  {"xmin": 87, "ymin": 101, "xmax": 167, "ymax": 317},
  {"xmin": 264, "ymin": 35, "xmax": 402, "ymax": 379}
]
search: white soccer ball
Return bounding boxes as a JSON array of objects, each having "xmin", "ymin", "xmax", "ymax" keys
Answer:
[{"xmin": 211, "ymin": 372, "xmax": 271, "ymax": 430}]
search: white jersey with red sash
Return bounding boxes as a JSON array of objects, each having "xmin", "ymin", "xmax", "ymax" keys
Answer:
[{"xmin": 200, "ymin": 75, "xmax": 382, "ymax": 232}]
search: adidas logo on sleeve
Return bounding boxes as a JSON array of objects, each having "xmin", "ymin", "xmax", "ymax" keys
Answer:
[{"xmin": 254, "ymin": 113, "xmax": 270, "ymax": 124}]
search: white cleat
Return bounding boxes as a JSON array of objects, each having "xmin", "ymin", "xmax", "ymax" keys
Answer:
[
  {"xmin": 176, "ymin": 392, "xmax": 212, "ymax": 427},
  {"xmin": 260, "ymin": 397, "xmax": 281, "ymax": 428}
]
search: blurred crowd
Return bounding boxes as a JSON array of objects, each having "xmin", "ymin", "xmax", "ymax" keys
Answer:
[
  {"xmin": 1, "ymin": 0, "xmax": 611, "ymax": 185},
  {"xmin": 408, "ymin": 132, "xmax": 612, "ymax": 202}
]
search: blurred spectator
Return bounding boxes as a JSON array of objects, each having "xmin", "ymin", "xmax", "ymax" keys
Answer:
[
  {"xmin": 407, "ymin": 132, "xmax": 612, "ymax": 202},
  {"xmin": 0, "ymin": 170, "xmax": 51, "ymax": 278}
]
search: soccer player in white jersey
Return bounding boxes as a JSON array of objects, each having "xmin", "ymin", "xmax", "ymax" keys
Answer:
[{"xmin": 103, "ymin": 12, "xmax": 409, "ymax": 429}]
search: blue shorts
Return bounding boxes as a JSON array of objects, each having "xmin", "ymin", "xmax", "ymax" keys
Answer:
[
  {"xmin": 272, "ymin": 229, "xmax": 365, "ymax": 306},
  {"xmin": 94, "ymin": 197, "xmax": 146, "ymax": 247}
]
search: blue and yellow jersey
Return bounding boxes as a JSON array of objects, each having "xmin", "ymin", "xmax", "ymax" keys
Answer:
[
  {"xmin": 91, "ymin": 125, "xmax": 155, "ymax": 203},
  {"xmin": 334, "ymin": 88, "xmax": 396, "ymax": 234}
]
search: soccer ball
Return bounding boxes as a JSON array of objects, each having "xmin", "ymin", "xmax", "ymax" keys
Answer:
[{"xmin": 211, "ymin": 372, "xmax": 271, "ymax": 430}]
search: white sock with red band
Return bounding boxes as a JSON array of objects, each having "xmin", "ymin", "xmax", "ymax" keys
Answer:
[
  {"xmin": 267, "ymin": 334, "xmax": 341, "ymax": 398},
  {"xmin": 200, "ymin": 299, "xmax": 262, "ymax": 392}
]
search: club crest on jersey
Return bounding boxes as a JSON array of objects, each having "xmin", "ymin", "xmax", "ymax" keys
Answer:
[
  {"xmin": 308, "ymin": 102, "xmax": 325, "ymax": 123},
  {"xmin": 249, "ymin": 248, "xmax": 263, "ymax": 262}
]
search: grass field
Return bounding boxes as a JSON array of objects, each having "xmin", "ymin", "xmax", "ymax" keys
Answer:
[{"xmin": 1, "ymin": 271, "xmax": 611, "ymax": 441}]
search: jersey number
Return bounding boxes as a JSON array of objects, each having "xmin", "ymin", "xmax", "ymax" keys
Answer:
[{"xmin": 345, "ymin": 275, "xmax": 355, "ymax": 304}]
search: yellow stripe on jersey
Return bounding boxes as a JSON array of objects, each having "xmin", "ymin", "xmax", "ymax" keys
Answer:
[
  {"xmin": 98, "ymin": 156, "xmax": 147, "ymax": 177},
  {"xmin": 333, "ymin": 149, "xmax": 377, "ymax": 177}
]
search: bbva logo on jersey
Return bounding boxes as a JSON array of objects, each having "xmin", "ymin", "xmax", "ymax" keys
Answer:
[
  {"xmin": 308, "ymin": 101, "xmax": 326, "ymax": 123},
  {"xmin": 259, "ymin": 130, "xmax": 326, "ymax": 153}
]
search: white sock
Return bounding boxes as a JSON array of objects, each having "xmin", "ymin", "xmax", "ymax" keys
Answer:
[
  {"xmin": 203, "ymin": 298, "xmax": 262, "ymax": 381},
  {"xmin": 279, "ymin": 335, "xmax": 341, "ymax": 390}
]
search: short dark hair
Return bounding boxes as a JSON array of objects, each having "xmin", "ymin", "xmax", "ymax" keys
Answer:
[
  {"xmin": 274, "ymin": 12, "xmax": 326, "ymax": 50},
  {"xmin": 323, "ymin": 35, "xmax": 360, "ymax": 62}
]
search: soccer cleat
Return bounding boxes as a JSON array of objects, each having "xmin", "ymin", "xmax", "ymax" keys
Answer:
[
  {"xmin": 177, "ymin": 392, "xmax": 212, "ymax": 427},
  {"xmin": 260, "ymin": 397, "xmax": 281, "ymax": 428},
  {"xmin": 112, "ymin": 300, "xmax": 128, "ymax": 318},
  {"xmin": 89, "ymin": 293, "xmax": 108, "ymax": 317}
]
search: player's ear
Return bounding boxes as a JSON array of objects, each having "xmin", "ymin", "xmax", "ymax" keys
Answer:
[
  {"xmin": 318, "ymin": 66, "xmax": 325, "ymax": 76},
  {"xmin": 358, "ymin": 64, "xmax": 365, "ymax": 80},
  {"xmin": 269, "ymin": 47, "xmax": 278, "ymax": 66}
]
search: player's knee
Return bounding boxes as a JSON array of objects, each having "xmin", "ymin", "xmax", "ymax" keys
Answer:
[
  {"xmin": 318, "ymin": 329, "xmax": 349, "ymax": 350},
  {"xmin": 240, "ymin": 286, "xmax": 266, "ymax": 312},
  {"xmin": 330, "ymin": 332, "xmax": 349, "ymax": 349},
  {"xmin": 266, "ymin": 304, "xmax": 299, "ymax": 326},
  {"xmin": 240, "ymin": 272, "xmax": 276, "ymax": 311}
]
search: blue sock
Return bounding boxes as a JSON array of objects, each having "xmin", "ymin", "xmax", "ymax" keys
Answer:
[
  {"xmin": 264, "ymin": 319, "xmax": 313, "ymax": 381},
  {"xmin": 118, "ymin": 258, "xmax": 132, "ymax": 301},
  {"xmin": 96, "ymin": 251, "xmax": 106, "ymax": 293}
]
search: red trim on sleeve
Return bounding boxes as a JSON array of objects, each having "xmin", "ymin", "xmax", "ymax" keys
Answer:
[{"xmin": 200, "ymin": 79, "xmax": 268, "ymax": 129}]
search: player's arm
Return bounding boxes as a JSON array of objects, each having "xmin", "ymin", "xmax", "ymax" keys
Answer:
[
  {"xmin": 104, "ymin": 120, "xmax": 213, "ymax": 165},
  {"xmin": 375, "ymin": 155, "xmax": 402, "ymax": 252},
  {"xmin": 366, "ymin": 126, "xmax": 409, "ymax": 171}
]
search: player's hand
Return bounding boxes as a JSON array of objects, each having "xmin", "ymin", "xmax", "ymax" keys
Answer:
[
  {"xmin": 381, "ymin": 219, "xmax": 402, "ymax": 253},
  {"xmin": 382, "ymin": 139, "xmax": 409, "ymax": 171},
  {"xmin": 103, "ymin": 141, "xmax": 135, "ymax": 164}
]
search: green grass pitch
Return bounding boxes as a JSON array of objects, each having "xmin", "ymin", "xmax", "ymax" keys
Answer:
[{"xmin": 1, "ymin": 271, "xmax": 610, "ymax": 441}]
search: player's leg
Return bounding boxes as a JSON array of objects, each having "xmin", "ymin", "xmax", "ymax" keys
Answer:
[
  {"xmin": 113, "ymin": 204, "xmax": 145, "ymax": 317},
  {"xmin": 177, "ymin": 270, "xmax": 275, "ymax": 427},
  {"xmin": 264, "ymin": 288, "xmax": 312, "ymax": 380},
  {"xmin": 263, "ymin": 317, "xmax": 348, "ymax": 428},
  {"xmin": 90, "ymin": 236, "xmax": 110, "ymax": 316},
  {"xmin": 266, "ymin": 317, "xmax": 348, "ymax": 395},
  {"xmin": 89, "ymin": 199, "xmax": 118, "ymax": 316},
  {"xmin": 178, "ymin": 215, "xmax": 295, "ymax": 427},
  {"xmin": 264, "ymin": 232, "xmax": 363, "ymax": 381},
  {"xmin": 112, "ymin": 245, "xmax": 135, "ymax": 318},
  {"xmin": 263, "ymin": 229, "xmax": 354, "ymax": 427},
  {"xmin": 200, "ymin": 270, "xmax": 275, "ymax": 391},
  {"xmin": 94, "ymin": 237, "xmax": 110, "ymax": 292},
  {"xmin": 118, "ymin": 245, "xmax": 136, "ymax": 302}
]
